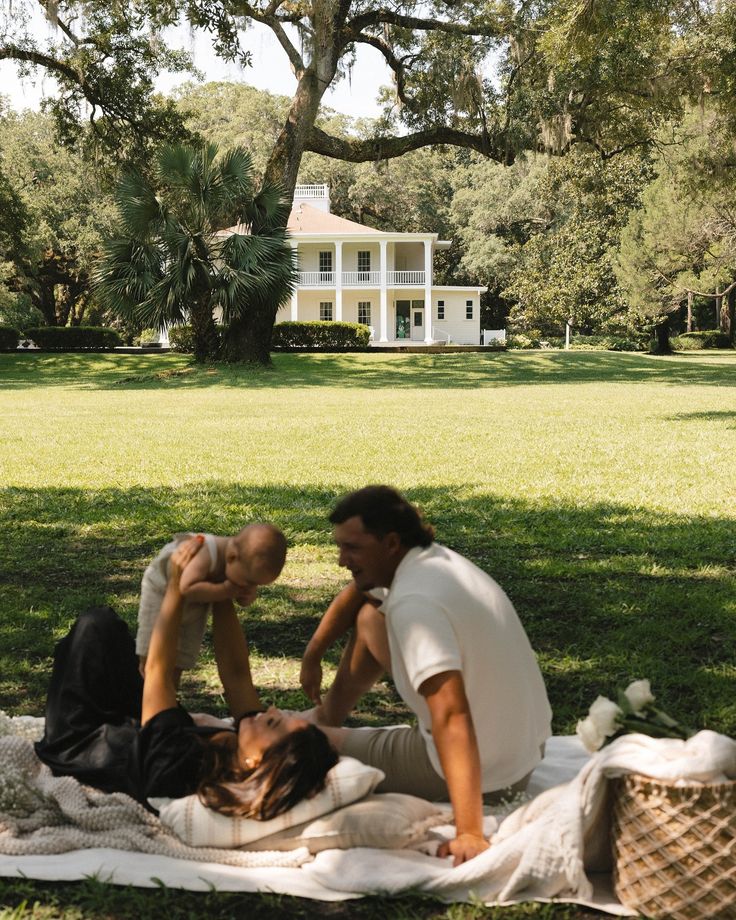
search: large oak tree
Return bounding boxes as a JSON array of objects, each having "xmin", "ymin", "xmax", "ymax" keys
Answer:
[{"xmin": 1, "ymin": 0, "xmax": 721, "ymax": 194}]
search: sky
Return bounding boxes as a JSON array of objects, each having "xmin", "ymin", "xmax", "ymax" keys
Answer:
[{"xmin": 1, "ymin": 11, "xmax": 387, "ymax": 119}]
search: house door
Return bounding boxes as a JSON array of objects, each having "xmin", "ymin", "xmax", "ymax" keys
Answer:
[
  {"xmin": 395, "ymin": 300, "xmax": 410, "ymax": 339},
  {"xmin": 410, "ymin": 300, "xmax": 425, "ymax": 341}
]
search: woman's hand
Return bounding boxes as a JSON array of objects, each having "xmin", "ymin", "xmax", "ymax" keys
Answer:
[{"xmin": 168, "ymin": 535, "xmax": 204, "ymax": 588}]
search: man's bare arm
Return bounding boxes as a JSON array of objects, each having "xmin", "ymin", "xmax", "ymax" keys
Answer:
[
  {"xmin": 300, "ymin": 581, "xmax": 367, "ymax": 704},
  {"xmin": 420, "ymin": 670, "xmax": 489, "ymax": 867}
]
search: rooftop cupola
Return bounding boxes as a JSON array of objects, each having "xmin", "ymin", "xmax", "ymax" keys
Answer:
[{"xmin": 293, "ymin": 183, "xmax": 331, "ymax": 214}]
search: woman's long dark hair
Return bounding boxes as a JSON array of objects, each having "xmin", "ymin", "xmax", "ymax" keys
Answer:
[{"xmin": 197, "ymin": 724, "xmax": 339, "ymax": 820}]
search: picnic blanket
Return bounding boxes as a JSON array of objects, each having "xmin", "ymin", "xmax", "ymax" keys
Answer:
[{"xmin": 2, "ymin": 713, "xmax": 731, "ymax": 914}]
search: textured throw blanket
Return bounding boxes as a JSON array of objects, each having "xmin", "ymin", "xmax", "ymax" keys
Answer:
[
  {"xmin": 1, "ymin": 712, "xmax": 732, "ymax": 916},
  {"xmin": 0, "ymin": 729, "xmax": 307, "ymax": 869}
]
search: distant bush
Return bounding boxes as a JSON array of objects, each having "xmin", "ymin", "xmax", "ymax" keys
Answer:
[
  {"xmin": 507, "ymin": 332, "xmax": 646, "ymax": 352},
  {"xmin": 507, "ymin": 333, "xmax": 537, "ymax": 350},
  {"xmin": 569, "ymin": 334, "xmax": 646, "ymax": 352},
  {"xmin": 168, "ymin": 325, "xmax": 196, "ymax": 353},
  {"xmin": 0, "ymin": 325, "xmax": 20, "ymax": 351},
  {"xmin": 23, "ymin": 326, "xmax": 122, "ymax": 350},
  {"xmin": 272, "ymin": 321, "xmax": 371, "ymax": 351},
  {"xmin": 671, "ymin": 330, "xmax": 732, "ymax": 350},
  {"xmin": 134, "ymin": 327, "xmax": 162, "ymax": 347}
]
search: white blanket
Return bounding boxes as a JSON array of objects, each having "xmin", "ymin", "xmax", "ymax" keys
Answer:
[{"xmin": 1, "ymin": 716, "xmax": 733, "ymax": 915}]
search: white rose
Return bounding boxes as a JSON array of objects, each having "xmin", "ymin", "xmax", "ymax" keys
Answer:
[
  {"xmin": 576, "ymin": 716, "xmax": 606, "ymax": 752},
  {"xmin": 623, "ymin": 679, "xmax": 655, "ymax": 715},
  {"xmin": 588, "ymin": 695, "xmax": 623, "ymax": 741}
]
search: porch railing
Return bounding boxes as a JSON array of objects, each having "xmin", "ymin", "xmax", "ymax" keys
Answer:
[
  {"xmin": 388, "ymin": 271, "xmax": 426, "ymax": 285},
  {"xmin": 342, "ymin": 271, "xmax": 381, "ymax": 286},
  {"xmin": 294, "ymin": 184, "xmax": 329, "ymax": 199},
  {"xmin": 298, "ymin": 271, "xmax": 335, "ymax": 286}
]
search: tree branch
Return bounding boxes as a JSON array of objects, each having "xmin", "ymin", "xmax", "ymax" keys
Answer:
[
  {"xmin": 353, "ymin": 33, "xmax": 418, "ymax": 109},
  {"xmin": 0, "ymin": 45, "xmax": 94, "ymax": 97},
  {"xmin": 348, "ymin": 8, "xmax": 506, "ymax": 39},
  {"xmin": 263, "ymin": 17, "xmax": 305, "ymax": 76},
  {"xmin": 306, "ymin": 122, "xmax": 505, "ymax": 163}
]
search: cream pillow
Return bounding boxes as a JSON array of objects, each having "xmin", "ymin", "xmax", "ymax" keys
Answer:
[
  {"xmin": 244, "ymin": 792, "xmax": 447, "ymax": 853},
  {"xmin": 159, "ymin": 756, "xmax": 384, "ymax": 848}
]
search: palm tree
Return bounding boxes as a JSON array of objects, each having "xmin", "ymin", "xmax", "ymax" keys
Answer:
[{"xmin": 94, "ymin": 142, "xmax": 295, "ymax": 363}]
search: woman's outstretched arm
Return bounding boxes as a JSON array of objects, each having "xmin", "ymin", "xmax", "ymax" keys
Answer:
[{"xmin": 142, "ymin": 536, "xmax": 203, "ymax": 725}]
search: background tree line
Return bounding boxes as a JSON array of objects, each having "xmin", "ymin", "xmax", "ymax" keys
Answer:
[{"xmin": 2, "ymin": 80, "xmax": 734, "ymax": 350}]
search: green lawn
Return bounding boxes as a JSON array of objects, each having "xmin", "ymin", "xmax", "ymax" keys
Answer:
[{"xmin": 0, "ymin": 349, "xmax": 735, "ymax": 919}]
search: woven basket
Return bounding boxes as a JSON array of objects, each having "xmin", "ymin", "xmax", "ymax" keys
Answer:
[{"xmin": 612, "ymin": 772, "xmax": 736, "ymax": 919}]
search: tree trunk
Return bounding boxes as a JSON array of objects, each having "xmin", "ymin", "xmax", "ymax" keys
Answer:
[
  {"xmin": 686, "ymin": 291, "xmax": 693, "ymax": 333},
  {"xmin": 263, "ymin": 56, "xmax": 337, "ymax": 197},
  {"xmin": 189, "ymin": 297, "xmax": 219, "ymax": 363},
  {"xmin": 727, "ymin": 286, "xmax": 735, "ymax": 345},
  {"xmin": 715, "ymin": 287, "xmax": 722, "ymax": 329},
  {"xmin": 222, "ymin": 300, "xmax": 278, "ymax": 365},
  {"xmin": 653, "ymin": 317, "xmax": 671, "ymax": 354},
  {"xmin": 34, "ymin": 282, "xmax": 57, "ymax": 326},
  {"xmin": 718, "ymin": 286, "xmax": 729, "ymax": 334}
]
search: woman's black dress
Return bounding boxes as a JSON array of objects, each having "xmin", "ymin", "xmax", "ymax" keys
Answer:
[{"xmin": 35, "ymin": 606, "xmax": 213, "ymax": 805}]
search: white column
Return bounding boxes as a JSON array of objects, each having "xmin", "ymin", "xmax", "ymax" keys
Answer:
[
  {"xmin": 290, "ymin": 242, "xmax": 299, "ymax": 320},
  {"xmin": 335, "ymin": 240, "xmax": 343, "ymax": 321},
  {"xmin": 424, "ymin": 239, "xmax": 433, "ymax": 343},
  {"xmin": 379, "ymin": 239, "xmax": 388, "ymax": 342}
]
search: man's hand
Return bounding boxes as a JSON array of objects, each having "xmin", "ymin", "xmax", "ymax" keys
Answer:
[
  {"xmin": 438, "ymin": 832, "xmax": 490, "ymax": 867},
  {"xmin": 300, "ymin": 652, "xmax": 323, "ymax": 704}
]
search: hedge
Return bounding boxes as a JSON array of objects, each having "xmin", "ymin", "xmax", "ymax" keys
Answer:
[
  {"xmin": 272, "ymin": 321, "xmax": 371, "ymax": 351},
  {"xmin": 0, "ymin": 325, "xmax": 20, "ymax": 351},
  {"xmin": 168, "ymin": 325, "xmax": 195, "ymax": 353},
  {"xmin": 24, "ymin": 326, "xmax": 123, "ymax": 351},
  {"xmin": 672, "ymin": 330, "xmax": 732, "ymax": 350}
]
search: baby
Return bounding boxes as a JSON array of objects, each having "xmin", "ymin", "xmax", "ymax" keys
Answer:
[{"xmin": 136, "ymin": 523, "xmax": 287, "ymax": 678}]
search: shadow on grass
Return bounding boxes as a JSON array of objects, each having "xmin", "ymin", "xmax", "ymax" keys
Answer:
[
  {"xmin": 1, "ymin": 350, "xmax": 735, "ymax": 392},
  {"xmin": 668, "ymin": 410, "xmax": 736, "ymax": 426},
  {"xmin": 1, "ymin": 482, "xmax": 734, "ymax": 736}
]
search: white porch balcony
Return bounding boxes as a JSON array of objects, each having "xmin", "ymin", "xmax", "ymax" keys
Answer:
[
  {"xmin": 342, "ymin": 271, "xmax": 381, "ymax": 286},
  {"xmin": 298, "ymin": 271, "xmax": 335, "ymax": 286},
  {"xmin": 388, "ymin": 270, "xmax": 426, "ymax": 285}
]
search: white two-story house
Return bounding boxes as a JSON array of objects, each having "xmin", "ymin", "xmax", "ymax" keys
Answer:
[{"xmin": 280, "ymin": 184, "xmax": 485, "ymax": 345}]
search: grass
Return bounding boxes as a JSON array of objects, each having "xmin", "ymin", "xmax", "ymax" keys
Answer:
[{"xmin": 0, "ymin": 349, "xmax": 735, "ymax": 918}]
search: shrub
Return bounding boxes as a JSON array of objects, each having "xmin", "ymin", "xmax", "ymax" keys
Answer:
[
  {"xmin": 507, "ymin": 333, "xmax": 536, "ymax": 350},
  {"xmin": 134, "ymin": 327, "xmax": 161, "ymax": 347},
  {"xmin": 272, "ymin": 321, "xmax": 371, "ymax": 351},
  {"xmin": 23, "ymin": 326, "xmax": 122, "ymax": 351},
  {"xmin": 672, "ymin": 330, "xmax": 732, "ymax": 351},
  {"xmin": 168, "ymin": 325, "xmax": 196, "ymax": 353},
  {"xmin": 0, "ymin": 325, "xmax": 20, "ymax": 351},
  {"xmin": 569, "ymin": 334, "xmax": 646, "ymax": 352}
]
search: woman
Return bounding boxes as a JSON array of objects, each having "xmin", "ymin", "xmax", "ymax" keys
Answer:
[{"xmin": 35, "ymin": 536, "xmax": 338, "ymax": 818}]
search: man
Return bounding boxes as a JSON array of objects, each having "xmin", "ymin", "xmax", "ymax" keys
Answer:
[{"xmin": 301, "ymin": 485, "xmax": 552, "ymax": 866}]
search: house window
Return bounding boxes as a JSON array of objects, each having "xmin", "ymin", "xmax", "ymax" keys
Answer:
[
  {"xmin": 437, "ymin": 299, "xmax": 445, "ymax": 320},
  {"xmin": 358, "ymin": 301, "xmax": 371, "ymax": 325},
  {"xmin": 466, "ymin": 300, "xmax": 473, "ymax": 320},
  {"xmin": 320, "ymin": 301, "xmax": 333, "ymax": 321},
  {"xmin": 357, "ymin": 251, "xmax": 371, "ymax": 273},
  {"xmin": 319, "ymin": 251, "xmax": 333, "ymax": 280}
]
